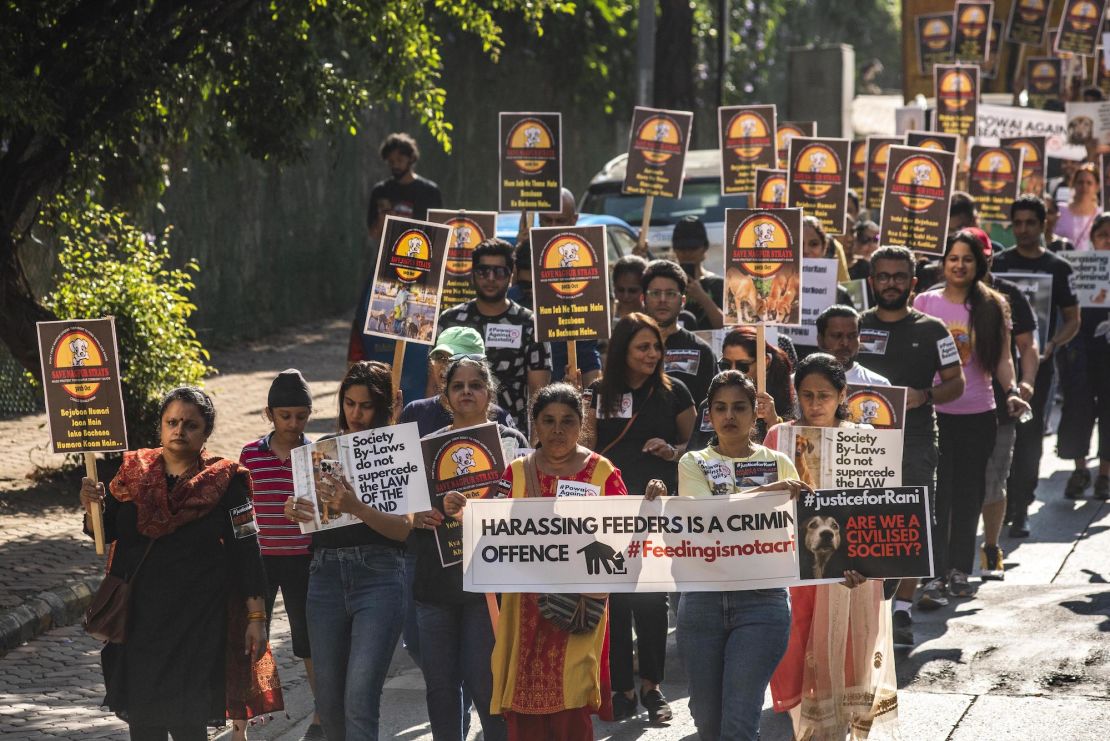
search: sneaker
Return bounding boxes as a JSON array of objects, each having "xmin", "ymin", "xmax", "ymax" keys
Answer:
[
  {"xmin": 302, "ymin": 724, "xmax": 326, "ymax": 741},
  {"xmin": 892, "ymin": 609, "xmax": 914, "ymax": 646},
  {"xmin": 640, "ymin": 687, "xmax": 673, "ymax": 724},
  {"xmin": 612, "ymin": 691, "xmax": 638, "ymax": 721},
  {"xmin": 918, "ymin": 577, "xmax": 949, "ymax": 609},
  {"xmin": 1008, "ymin": 514, "xmax": 1031, "ymax": 538},
  {"xmin": 1095, "ymin": 475, "xmax": 1110, "ymax": 501},
  {"xmin": 948, "ymin": 569, "xmax": 974, "ymax": 598},
  {"xmin": 980, "ymin": 544, "xmax": 1005, "ymax": 581},
  {"xmin": 1064, "ymin": 468, "xmax": 1091, "ymax": 499}
]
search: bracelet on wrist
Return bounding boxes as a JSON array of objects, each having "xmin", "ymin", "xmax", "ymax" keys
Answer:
[{"xmin": 246, "ymin": 611, "xmax": 267, "ymax": 621}]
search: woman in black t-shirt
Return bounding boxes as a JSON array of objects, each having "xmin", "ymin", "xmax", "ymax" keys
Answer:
[{"xmin": 586, "ymin": 312, "xmax": 696, "ymax": 724}]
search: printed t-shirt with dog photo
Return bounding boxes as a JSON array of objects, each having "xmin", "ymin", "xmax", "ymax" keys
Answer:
[
  {"xmin": 677, "ymin": 445, "xmax": 799, "ymax": 498},
  {"xmin": 662, "ymin": 327, "xmax": 716, "ymax": 406},
  {"xmin": 857, "ymin": 308, "xmax": 961, "ymax": 437}
]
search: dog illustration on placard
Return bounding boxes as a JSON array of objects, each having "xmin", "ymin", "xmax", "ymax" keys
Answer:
[
  {"xmin": 450, "ymin": 446, "xmax": 476, "ymax": 476},
  {"xmin": 912, "ymin": 163, "xmax": 932, "ymax": 186},
  {"xmin": 653, "ymin": 122, "xmax": 671, "ymax": 142},
  {"xmin": 68, "ymin": 336, "xmax": 90, "ymax": 366},
  {"xmin": 558, "ymin": 241, "xmax": 580, "ymax": 268},
  {"xmin": 524, "ymin": 126, "xmax": 542, "ymax": 148},
  {"xmin": 808, "ymin": 151, "xmax": 828, "ymax": 173},
  {"xmin": 578, "ymin": 541, "xmax": 627, "ymax": 575}
]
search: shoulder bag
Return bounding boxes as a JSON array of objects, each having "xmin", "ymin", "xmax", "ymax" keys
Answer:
[{"xmin": 84, "ymin": 540, "xmax": 154, "ymax": 644}]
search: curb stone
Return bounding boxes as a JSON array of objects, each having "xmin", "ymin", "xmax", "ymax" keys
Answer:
[{"xmin": 0, "ymin": 575, "xmax": 102, "ymax": 657}]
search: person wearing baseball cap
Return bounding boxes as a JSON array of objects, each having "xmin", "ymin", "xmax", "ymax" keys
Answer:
[{"xmin": 671, "ymin": 216, "xmax": 724, "ymax": 330}]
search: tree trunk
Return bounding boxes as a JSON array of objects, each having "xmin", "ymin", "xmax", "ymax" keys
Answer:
[
  {"xmin": 653, "ymin": 0, "xmax": 696, "ymax": 110},
  {"xmin": 0, "ymin": 229, "xmax": 55, "ymax": 381}
]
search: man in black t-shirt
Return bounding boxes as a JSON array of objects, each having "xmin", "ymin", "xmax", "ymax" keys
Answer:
[
  {"xmin": 992, "ymin": 195, "xmax": 1081, "ymax": 536},
  {"xmin": 671, "ymin": 216, "xmax": 724, "ymax": 331},
  {"xmin": 641, "ymin": 260, "xmax": 716, "ymax": 405},
  {"xmin": 367, "ymin": 132, "xmax": 443, "ymax": 242}
]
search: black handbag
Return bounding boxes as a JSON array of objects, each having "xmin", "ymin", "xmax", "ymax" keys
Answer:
[{"xmin": 84, "ymin": 540, "xmax": 153, "ymax": 644}]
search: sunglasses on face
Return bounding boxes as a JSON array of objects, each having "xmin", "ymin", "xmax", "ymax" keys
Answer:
[
  {"xmin": 717, "ymin": 359, "xmax": 754, "ymax": 373},
  {"xmin": 474, "ymin": 265, "xmax": 511, "ymax": 279},
  {"xmin": 450, "ymin": 353, "xmax": 487, "ymax": 362}
]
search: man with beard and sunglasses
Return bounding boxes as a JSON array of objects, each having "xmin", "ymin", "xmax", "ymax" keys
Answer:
[
  {"xmin": 857, "ymin": 246, "xmax": 965, "ymax": 647},
  {"xmin": 367, "ymin": 132, "xmax": 443, "ymax": 242},
  {"xmin": 438, "ymin": 238, "xmax": 551, "ymax": 429}
]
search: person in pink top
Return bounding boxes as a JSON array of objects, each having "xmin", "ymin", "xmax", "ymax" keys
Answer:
[
  {"xmin": 913, "ymin": 230, "xmax": 1029, "ymax": 601},
  {"xmin": 1055, "ymin": 163, "xmax": 1100, "ymax": 251}
]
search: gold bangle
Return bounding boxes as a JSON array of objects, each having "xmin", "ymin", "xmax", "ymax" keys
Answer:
[
  {"xmin": 248, "ymin": 616, "xmax": 267, "ymax": 623},
  {"xmin": 246, "ymin": 611, "xmax": 267, "ymax": 621}
]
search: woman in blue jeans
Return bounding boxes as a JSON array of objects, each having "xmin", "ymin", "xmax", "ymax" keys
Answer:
[
  {"xmin": 675, "ymin": 371, "xmax": 811, "ymax": 740},
  {"xmin": 285, "ymin": 361, "xmax": 413, "ymax": 740}
]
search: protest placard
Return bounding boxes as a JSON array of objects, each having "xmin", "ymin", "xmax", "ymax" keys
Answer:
[
  {"xmin": 787, "ymin": 137, "xmax": 850, "ymax": 234},
  {"xmin": 776, "ymin": 257, "xmax": 837, "ymax": 347},
  {"xmin": 968, "ymin": 145, "xmax": 1024, "ymax": 222},
  {"xmin": 1058, "ymin": 250, "xmax": 1110, "ymax": 307},
  {"xmin": 978, "ymin": 103, "xmax": 1087, "ymax": 160},
  {"xmin": 1006, "ymin": 0, "xmax": 1050, "ymax": 46},
  {"xmin": 291, "ymin": 422, "xmax": 430, "ymax": 533},
  {"xmin": 878, "ymin": 145, "xmax": 957, "ymax": 256},
  {"xmin": 421, "ymin": 422, "xmax": 508, "ymax": 567},
  {"xmin": 528, "ymin": 225, "xmax": 611, "ymax": 342},
  {"xmin": 1026, "ymin": 57, "xmax": 1064, "ymax": 110},
  {"xmin": 952, "ymin": 1, "xmax": 994, "ymax": 63},
  {"xmin": 719, "ymin": 105, "xmax": 777, "ymax": 195},
  {"xmin": 499, "ymin": 112, "xmax": 562, "ymax": 212},
  {"xmin": 934, "ymin": 64, "xmax": 980, "ymax": 138},
  {"xmin": 426, "ymin": 209, "xmax": 496, "ymax": 308},
  {"xmin": 845, "ymin": 384, "xmax": 908, "ymax": 430},
  {"xmin": 363, "ymin": 216, "xmax": 451, "ymax": 345},
  {"xmin": 906, "ymin": 130, "xmax": 959, "ymax": 154},
  {"xmin": 755, "ymin": 168, "xmax": 788, "ymax": 209},
  {"xmin": 37, "ymin": 318, "xmax": 128, "ymax": 455},
  {"xmin": 1055, "ymin": 0, "xmax": 1103, "ymax": 56},
  {"xmin": 864, "ymin": 136, "xmax": 905, "ymax": 211},
  {"xmin": 1065, "ymin": 100, "xmax": 1110, "ymax": 154},
  {"xmin": 982, "ymin": 20, "xmax": 1004, "ymax": 79},
  {"xmin": 993, "ymin": 271, "xmax": 1054, "ymax": 347},
  {"xmin": 462, "ymin": 493, "xmax": 803, "ymax": 593},
  {"xmin": 1103, "ymin": 153, "xmax": 1110, "ymax": 211},
  {"xmin": 1001, "ymin": 136, "xmax": 1046, "ymax": 194},
  {"xmin": 776, "ymin": 121, "xmax": 816, "ymax": 169},
  {"xmin": 795, "ymin": 487, "xmax": 933, "ymax": 580},
  {"xmin": 916, "ymin": 12, "xmax": 955, "ymax": 75},
  {"xmin": 622, "ymin": 106, "xmax": 694, "ymax": 199},
  {"xmin": 1096, "ymin": 46, "xmax": 1110, "ymax": 99},
  {"xmin": 693, "ymin": 325, "xmax": 780, "ymax": 359},
  {"xmin": 842, "ymin": 278, "xmax": 870, "ymax": 311},
  {"xmin": 723, "ymin": 208, "xmax": 803, "ymax": 325},
  {"xmin": 849, "ymin": 140, "xmax": 867, "ymax": 190},
  {"xmin": 774, "ymin": 426, "xmax": 903, "ymax": 490}
]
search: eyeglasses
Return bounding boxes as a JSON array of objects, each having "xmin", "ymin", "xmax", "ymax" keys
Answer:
[
  {"xmin": 430, "ymin": 352, "xmax": 452, "ymax": 363},
  {"xmin": 474, "ymin": 265, "xmax": 511, "ymax": 279},
  {"xmin": 645, "ymin": 289, "xmax": 683, "ymax": 301},
  {"xmin": 450, "ymin": 353, "xmax": 487, "ymax": 362},
  {"xmin": 717, "ymin": 359, "xmax": 754, "ymax": 373},
  {"xmin": 873, "ymin": 271, "xmax": 912, "ymax": 285}
]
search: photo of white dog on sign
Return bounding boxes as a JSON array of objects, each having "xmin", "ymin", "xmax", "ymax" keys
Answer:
[{"xmin": 800, "ymin": 514, "xmax": 849, "ymax": 580}]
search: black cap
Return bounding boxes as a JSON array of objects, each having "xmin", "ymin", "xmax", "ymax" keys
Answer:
[
  {"xmin": 672, "ymin": 215, "xmax": 708, "ymax": 250},
  {"xmin": 268, "ymin": 369, "xmax": 312, "ymax": 409}
]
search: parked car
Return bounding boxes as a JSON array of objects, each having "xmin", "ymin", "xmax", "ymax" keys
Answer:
[
  {"xmin": 495, "ymin": 212, "xmax": 638, "ymax": 268},
  {"xmin": 579, "ymin": 149, "xmax": 750, "ymax": 275}
]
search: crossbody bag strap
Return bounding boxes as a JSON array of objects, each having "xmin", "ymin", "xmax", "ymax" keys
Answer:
[
  {"xmin": 128, "ymin": 539, "xmax": 155, "ymax": 583},
  {"xmin": 598, "ymin": 385, "xmax": 654, "ymax": 457}
]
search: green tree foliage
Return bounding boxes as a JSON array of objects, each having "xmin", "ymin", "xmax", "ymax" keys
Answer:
[{"xmin": 42, "ymin": 199, "xmax": 213, "ymax": 448}]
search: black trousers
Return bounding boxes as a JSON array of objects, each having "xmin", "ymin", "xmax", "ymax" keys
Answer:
[
  {"xmin": 1057, "ymin": 332, "xmax": 1110, "ymax": 462},
  {"xmin": 1007, "ymin": 359, "xmax": 1054, "ymax": 517},
  {"xmin": 128, "ymin": 722, "xmax": 207, "ymax": 741},
  {"xmin": 609, "ymin": 592, "xmax": 669, "ymax": 692},
  {"xmin": 936, "ymin": 411, "xmax": 997, "ymax": 575}
]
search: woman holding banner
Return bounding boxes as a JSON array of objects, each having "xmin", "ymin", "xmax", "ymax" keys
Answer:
[
  {"xmin": 284, "ymin": 361, "xmax": 412, "ymax": 741},
  {"xmin": 765, "ymin": 353, "xmax": 893, "ymax": 740},
  {"xmin": 446, "ymin": 383, "xmax": 642, "ymax": 740},
  {"xmin": 1056, "ymin": 163, "xmax": 1100, "ymax": 251},
  {"xmin": 674, "ymin": 371, "xmax": 812, "ymax": 741},
  {"xmin": 79, "ymin": 387, "xmax": 277, "ymax": 739},
  {"xmin": 412, "ymin": 356, "xmax": 526, "ymax": 741},
  {"xmin": 586, "ymin": 313, "xmax": 695, "ymax": 724}
]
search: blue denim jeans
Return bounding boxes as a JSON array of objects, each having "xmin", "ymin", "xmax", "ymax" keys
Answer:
[
  {"xmin": 307, "ymin": 545, "xmax": 404, "ymax": 741},
  {"xmin": 677, "ymin": 589, "xmax": 791, "ymax": 741},
  {"xmin": 401, "ymin": 550, "xmax": 422, "ymax": 666}
]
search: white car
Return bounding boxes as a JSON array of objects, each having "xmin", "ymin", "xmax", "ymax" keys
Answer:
[{"xmin": 579, "ymin": 149, "xmax": 751, "ymax": 276}]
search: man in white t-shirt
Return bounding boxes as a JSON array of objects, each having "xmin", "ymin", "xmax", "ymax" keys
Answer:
[{"xmin": 816, "ymin": 305, "xmax": 890, "ymax": 386}]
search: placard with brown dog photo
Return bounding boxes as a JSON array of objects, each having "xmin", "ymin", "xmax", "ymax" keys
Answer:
[{"xmin": 723, "ymin": 208, "xmax": 803, "ymax": 326}]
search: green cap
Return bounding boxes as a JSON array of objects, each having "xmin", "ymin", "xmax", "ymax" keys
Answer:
[{"xmin": 432, "ymin": 326, "xmax": 485, "ymax": 358}]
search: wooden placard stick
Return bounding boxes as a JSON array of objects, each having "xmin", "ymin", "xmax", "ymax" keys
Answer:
[
  {"xmin": 391, "ymin": 340, "xmax": 406, "ymax": 398},
  {"xmin": 83, "ymin": 452, "xmax": 105, "ymax": 556},
  {"xmin": 636, "ymin": 196, "xmax": 655, "ymax": 256},
  {"xmin": 566, "ymin": 341, "xmax": 578, "ymax": 382},
  {"xmin": 755, "ymin": 323, "xmax": 767, "ymax": 395}
]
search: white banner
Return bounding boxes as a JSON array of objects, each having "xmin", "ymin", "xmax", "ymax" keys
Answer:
[
  {"xmin": 775, "ymin": 426, "xmax": 903, "ymax": 490},
  {"xmin": 777, "ymin": 257, "xmax": 838, "ymax": 347},
  {"xmin": 462, "ymin": 493, "xmax": 811, "ymax": 593},
  {"xmin": 1058, "ymin": 251, "xmax": 1110, "ymax": 308},
  {"xmin": 976, "ymin": 104, "xmax": 1087, "ymax": 160}
]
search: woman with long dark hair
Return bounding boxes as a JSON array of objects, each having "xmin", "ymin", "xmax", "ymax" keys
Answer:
[{"xmin": 1056, "ymin": 162, "xmax": 1100, "ymax": 251}]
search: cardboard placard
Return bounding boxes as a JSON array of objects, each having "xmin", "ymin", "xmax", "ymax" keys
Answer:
[
  {"xmin": 1058, "ymin": 250, "xmax": 1110, "ymax": 307},
  {"xmin": 864, "ymin": 136, "xmax": 906, "ymax": 212},
  {"xmin": 845, "ymin": 384, "xmax": 908, "ymax": 430},
  {"xmin": 878, "ymin": 145, "xmax": 957, "ymax": 257},
  {"xmin": 1103, "ymin": 153, "xmax": 1110, "ymax": 211},
  {"xmin": 934, "ymin": 64, "xmax": 980, "ymax": 138},
  {"xmin": 786, "ymin": 137, "xmax": 851, "ymax": 235},
  {"xmin": 529, "ymin": 225, "xmax": 611, "ymax": 342},
  {"xmin": 1096, "ymin": 46, "xmax": 1110, "ymax": 99},
  {"xmin": 776, "ymin": 121, "xmax": 816, "ymax": 169},
  {"xmin": 982, "ymin": 20, "xmax": 1005, "ymax": 79},
  {"xmin": 968, "ymin": 145, "xmax": 1025, "ymax": 222},
  {"xmin": 462, "ymin": 493, "xmax": 805, "ymax": 593},
  {"xmin": 1006, "ymin": 0, "xmax": 1050, "ymax": 46},
  {"xmin": 952, "ymin": 1, "xmax": 994, "ymax": 63},
  {"xmin": 774, "ymin": 426, "xmax": 903, "ymax": 490},
  {"xmin": 499, "ymin": 112, "xmax": 562, "ymax": 212},
  {"xmin": 754, "ymin": 168, "xmax": 788, "ymax": 209},
  {"xmin": 1026, "ymin": 57, "xmax": 1064, "ymax": 109},
  {"xmin": 775, "ymin": 257, "xmax": 838, "ymax": 347},
  {"xmin": 291, "ymin": 422, "xmax": 431, "ymax": 532},
  {"xmin": 842, "ymin": 278, "xmax": 871, "ymax": 311},
  {"xmin": 421, "ymin": 422, "xmax": 509, "ymax": 567},
  {"xmin": 977, "ymin": 103, "xmax": 1087, "ymax": 160},
  {"xmin": 795, "ymin": 487, "xmax": 933, "ymax": 580},
  {"xmin": 917, "ymin": 13, "xmax": 955, "ymax": 75},
  {"xmin": 363, "ymin": 216, "xmax": 451, "ymax": 345},
  {"xmin": 36, "ymin": 318, "xmax": 128, "ymax": 454},
  {"xmin": 718, "ymin": 105, "xmax": 778, "ymax": 195},
  {"xmin": 1000, "ymin": 136, "xmax": 1046, "ymax": 194},
  {"xmin": 1055, "ymin": 0, "xmax": 1103, "ymax": 56},
  {"xmin": 849, "ymin": 139, "xmax": 868, "ymax": 191},
  {"xmin": 426, "ymin": 209, "xmax": 497, "ymax": 308},
  {"xmin": 906, "ymin": 130, "xmax": 960, "ymax": 153},
  {"xmin": 992, "ymin": 271, "xmax": 1054, "ymax": 347},
  {"xmin": 1065, "ymin": 100, "xmax": 1110, "ymax": 154},
  {"xmin": 723, "ymin": 208, "xmax": 804, "ymax": 325},
  {"xmin": 622, "ymin": 106, "xmax": 694, "ymax": 198}
]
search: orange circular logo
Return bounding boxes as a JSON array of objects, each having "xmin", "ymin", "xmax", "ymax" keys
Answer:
[
  {"xmin": 958, "ymin": 6, "xmax": 988, "ymax": 37},
  {"xmin": 50, "ymin": 329, "xmax": 108, "ymax": 400},
  {"xmin": 505, "ymin": 118, "xmax": 557, "ymax": 174},
  {"xmin": 792, "ymin": 143, "xmax": 841, "ymax": 198},
  {"xmin": 972, "ymin": 149, "xmax": 1017, "ymax": 193},
  {"xmin": 725, "ymin": 111, "xmax": 773, "ymax": 160},
  {"xmin": 389, "ymin": 229, "xmax": 434, "ymax": 283},
  {"xmin": 434, "ymin": 437, "xmax": 500, "ymax": 496},
  {"xmin": 939, "ymin": 69, "xmax": 976, "ymax": 110},
  {"xmin": 1019, "ymin": 0, "xmax": 1046, "ymax": 23},
  {"xmin": 869, "ymin": 142, "xmax": 894, "ymax": 184},
  {"xmin": 851, "ymin": 142, "xmax": 868, "ymax": 184},
  {"xmin": 915, "ymin": 137, "xmax": 951, "ymax": 152},
  {"xmin": 757, "ymin": 173, "xmax": 788, "ymax": 208},
  {"xmin": 444, "ymin": 217, "xmax": 484, "ymax": 277},
  {"xmin": 890, "ymin": 155, "xmax": 946, "ymax": 213},
  {"xmin": 1007, "ymin": 139, "xmax": 1040, "ymax": 171},
  {"xmin": 729, "ymin": 213, "xmax": 795, "ymax": 278},
  {"xmin": 776, "ymin": 124, "xmax": 807, "ymax": 157},
  {"xmin": 846, "ymin": 391, "xmax": 897, "ymax": 428},
  {"xmin": 922, "ymin": 18, "xmax": 953, "ymax": 50},
  {"xmin": 538, "ymin": 234, "xmax": 600, "ymax": 299},
  {"xmin": 634, "ymin": 114, "xmax": 684, "ymax": 164},
  {"xmin": 1030, "ymin": 61, "xmax": 1059, "ymax": 92},
  {"xmin": 1067, "ymin": 1, "xmax": 1101, "ymax": 32}
]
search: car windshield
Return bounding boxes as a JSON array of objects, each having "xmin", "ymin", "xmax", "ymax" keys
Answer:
[{"xmin": 581, "ymin": 179, "xmax": 748, "ymax": 225}]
